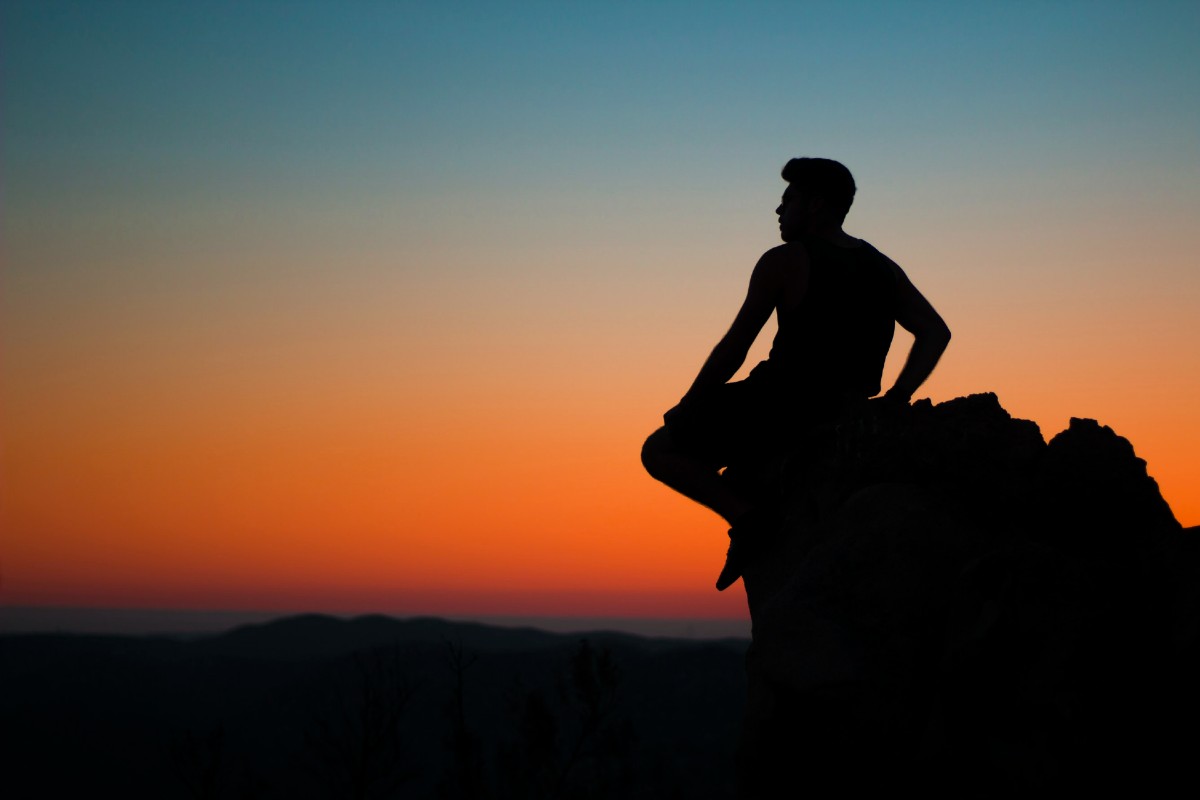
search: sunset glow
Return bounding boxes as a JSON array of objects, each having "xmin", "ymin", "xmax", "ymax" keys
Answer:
[{"xmin": 4, "ymin": 1, "xmax": 1198, "ymax": 624}]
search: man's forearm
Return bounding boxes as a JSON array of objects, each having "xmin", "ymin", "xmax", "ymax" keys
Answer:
[
  {"xmin": 886, "ymin": 330, "xmax": 950, "ymax": 402},
  {"xmin": 683, "ymin": 341, "xmax": 748, "ymax": 401}
]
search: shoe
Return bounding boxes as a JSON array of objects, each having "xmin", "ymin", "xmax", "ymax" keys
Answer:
[
  {"xmin": 715, "ymin": 533, "xmax": 745, "ymax": 591},
  {"xmin": 714, "ymin": 506, "xmax": 783, "ymax": 592}
]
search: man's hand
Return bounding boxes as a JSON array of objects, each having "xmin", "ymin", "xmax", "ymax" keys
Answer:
[
  {"xmin": 869, "ymin": 390, "xmax": 910, "ymax": 423},
  {"xmin": 663, "ymin": 392, "xmax": 702, "ymax": 428},
  {"xmin": 879, "ymin": 387, "xmax": 911, "ymax": 407},
  {"xmin": 886, "ymin": 259, "xmax": 951, "ymax": 402},
  {"xmin": 663, "ymin": 401, "xmax": 686, "ymax": 428}
]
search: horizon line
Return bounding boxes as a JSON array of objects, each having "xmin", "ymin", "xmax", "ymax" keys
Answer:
[{"xmin": 0, "ymin": 604, "xmax": 752, "ymax": 640}]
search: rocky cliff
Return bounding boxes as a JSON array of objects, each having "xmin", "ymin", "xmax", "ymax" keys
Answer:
[{"xmin": 733, "ymin": 393, "xmax": 1197, "ymax": 797}]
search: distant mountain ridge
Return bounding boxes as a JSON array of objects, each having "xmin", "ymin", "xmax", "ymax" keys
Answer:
[{"xmin": 191, "ymin": 612, "xmax": 747, "ymax": 660}]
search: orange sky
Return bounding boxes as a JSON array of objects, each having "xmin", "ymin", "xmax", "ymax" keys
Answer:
[
  {"xmin": 3, "ymin": 2, "xmax": 1197, "ymax": 621},
  {"xmin": 4, "ymin": 232, "xmax": 1196, "ymax": 619}
]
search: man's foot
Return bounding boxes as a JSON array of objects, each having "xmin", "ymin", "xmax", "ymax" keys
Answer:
[
  {"xmin": 714, "ymin": 506, "xmax": 782, "ymax": 591},
  {"xmin": 715, "ymin": 534, "xmax": 746, "ymax": 591}
]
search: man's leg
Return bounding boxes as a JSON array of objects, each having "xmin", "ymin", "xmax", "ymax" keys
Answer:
[{"xmin": 641, "ymin": 427, "xmax": 751, "ymax": 525}]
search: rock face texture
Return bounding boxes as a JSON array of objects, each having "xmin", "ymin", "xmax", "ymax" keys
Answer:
[{"xmin": 734, "ymin": 393, "xmax": 1197, "ymax": 798}]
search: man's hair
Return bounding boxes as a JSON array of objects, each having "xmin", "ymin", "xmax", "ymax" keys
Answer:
[{"xmin": 781, "ymin": 157, "xmax": 856, "ymax": 220}]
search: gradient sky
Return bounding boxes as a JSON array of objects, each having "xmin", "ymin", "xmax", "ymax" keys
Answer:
[{"xmin": 4, "ymin": 0, "xmax": 1198, "ymax": 622}]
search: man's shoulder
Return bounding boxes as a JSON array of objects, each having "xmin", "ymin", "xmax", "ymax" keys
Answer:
[{"xmin": 758, "ymin": 241, "xmax": 811, "ymax": 267}]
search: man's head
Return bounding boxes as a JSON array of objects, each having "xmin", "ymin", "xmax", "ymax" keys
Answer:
[{"xmin": 777, "ymin": 158, "xmax": 856, "ymax": 240}]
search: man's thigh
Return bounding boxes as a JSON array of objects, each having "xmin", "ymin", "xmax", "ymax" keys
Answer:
[{"xmin": 664, "ymin": 380, "xmax": 781, "ymax": 467}]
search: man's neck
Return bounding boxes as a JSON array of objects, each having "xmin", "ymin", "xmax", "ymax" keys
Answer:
[{"xmin": 810, "ymin": 225, "xmax": 860, "ymax": 248}]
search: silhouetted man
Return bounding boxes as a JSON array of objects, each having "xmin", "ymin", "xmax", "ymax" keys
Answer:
[{"xmin": 641, "ymin": 158, "xmax": 950, "ymax": 591}]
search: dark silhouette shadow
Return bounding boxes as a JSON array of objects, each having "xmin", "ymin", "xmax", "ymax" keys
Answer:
[
  {"xmin": 729, "ymin": 392, "xmax": 1195, "ymax": 797},
  {"xmin": 641, "ymin": 158, "xmax": 950, "ymax": 591},
  {"xmin": 641, "ymin": 160, "xmax": 1198, "ymax": 796}
]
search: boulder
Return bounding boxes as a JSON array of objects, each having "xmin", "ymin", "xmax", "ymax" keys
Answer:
[{"xmin": 735, "ymin": 393, "xmax": 1195, "ymax": 797}]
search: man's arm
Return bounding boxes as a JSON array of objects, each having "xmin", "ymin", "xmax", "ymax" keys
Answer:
[
  {"xmin": 679, "ymin": 246, "xmax": 801, "ymax": 404},
  {"xmin": 883, "ymin": 261, "xmax": 951, "ymax": 404}
]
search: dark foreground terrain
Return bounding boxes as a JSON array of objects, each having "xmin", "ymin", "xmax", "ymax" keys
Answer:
[
  {"xmin": 735, "ymin": 393, "xmax": 1200, "ymax": 797},
  {"xmin": 1, "ymin": 614, "xmax": 747, "ymax": 799},
  {"xmin": 7, "ymin": 393, "xmax": 1198, "ymax": 799}
]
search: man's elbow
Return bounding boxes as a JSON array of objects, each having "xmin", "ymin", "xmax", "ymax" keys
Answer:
[
  {"xmin": 916, "ymin": 320, "xmax": 951, "ymax": 350},
  {"xmin": 936, "ymin": 321, "xmax": 951, "ymax": 346}
]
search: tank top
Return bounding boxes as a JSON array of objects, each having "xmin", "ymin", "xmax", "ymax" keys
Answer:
[{"xmin": 754, "ymin": 235, "xmax": 898, "ymax": 400}]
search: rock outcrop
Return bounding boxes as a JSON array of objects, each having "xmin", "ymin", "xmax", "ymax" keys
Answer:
[{"xmin": 733, "ymin": 393, "xmax": 1197, "ymax": 797}]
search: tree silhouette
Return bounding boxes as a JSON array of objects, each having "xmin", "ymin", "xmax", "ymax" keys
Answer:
[
  {"xmin": 439, "ymin": 640, "xmax": 488, "ymax": 799},
  {"xmin": 168, "ymin": 723, "xmax": 227, "ymax": 800},
  {"xmin": 303, "ymin": 645, "xmax": 417, "ymax": 799},
  {"xmin": 498, "ymin": 640, "xmax": 635, "ymax": 799}
]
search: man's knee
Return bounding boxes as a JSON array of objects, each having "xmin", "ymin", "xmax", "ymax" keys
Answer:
[{"xmin": 641, "ymin": 427, "xmax": 671, "ymax": 478}]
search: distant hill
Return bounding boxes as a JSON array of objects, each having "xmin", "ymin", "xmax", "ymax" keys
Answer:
[{"xmin": 192, "ymin": 612, "xmax": 744, "ymax": 661}]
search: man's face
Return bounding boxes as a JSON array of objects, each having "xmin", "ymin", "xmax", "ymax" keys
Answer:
[{"xmin": 776, "ymin": 183, "xmax": 816, "ymax": 242}]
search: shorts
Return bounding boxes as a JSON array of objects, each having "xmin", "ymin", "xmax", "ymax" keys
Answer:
[{"xmin": 664, "ymin": 367, "xmax": 845, "ymax": 469}]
